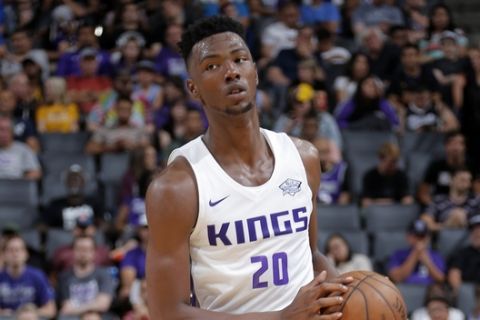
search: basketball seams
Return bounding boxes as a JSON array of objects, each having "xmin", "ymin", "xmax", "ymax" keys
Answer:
[
  {"xmin": 339, "ymin": 273, "xmax": 375, "ymax": 312},
  {"xmin": 361, "ymin": 279, "xmax": 402, "ymax": 320},
  {"xmin": 356, "ymin": 286, "xmax": 370, "ymax": 320}
]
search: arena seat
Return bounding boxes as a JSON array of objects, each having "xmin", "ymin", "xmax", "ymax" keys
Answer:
[
  {"xmin": 317, "ymin": 205, "xmax": 361, "ymax": 231},
  {"xmin": 364, "ymin": 204, "xmax": 420, "ymax": 233},
  {"xmin": 396, "ymin": 283, "xmax": 428, "ymax": 315},
  {"xmin": 40, "ymin": 132, "xmax": 89, "ymax": 154},
  {"xmin": 436, "ymin": 228, "xmax": 469, "ymax": 259}
]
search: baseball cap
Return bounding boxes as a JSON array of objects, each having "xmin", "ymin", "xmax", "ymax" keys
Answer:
[
  {"xmin": 79, "ymin": 47, "xmax": 98, "ymax": 60},
  {"xmin": 468, "ymin": 215, "xmax": 480, "ymax": 230},
  {"xmin": 138, "ymin": 213, "xmax": 148, "ymax": 227},
  {"xmin": 440, "ymin": 31, "xmax": 458, "ymax": 44},
  {"xmin": 408, "ymin": 219, "xmax": 429, "ymax": 237}
]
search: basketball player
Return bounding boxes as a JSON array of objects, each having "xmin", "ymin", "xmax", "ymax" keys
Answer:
[{"xmin": 145, "ymin": 16, "xmax": 352, "ymax": 319}]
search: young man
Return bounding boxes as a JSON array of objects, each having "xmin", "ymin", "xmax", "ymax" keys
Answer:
[{"xmin": 146, "ymin": 16, "xmax": 351, "ymax": 319}]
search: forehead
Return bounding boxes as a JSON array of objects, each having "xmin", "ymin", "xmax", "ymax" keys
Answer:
[{"xmin": 190, "ymin": 32, "xmax": 248, "ymax": 63}]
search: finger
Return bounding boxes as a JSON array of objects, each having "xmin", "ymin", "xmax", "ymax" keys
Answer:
[
  {"xmin": 317, "ymin": 283, "xmax": 349, "ymax": 297},
  {"xmin": 327, "ymin": 276, "xmax": 354, "ymax": 285},
  {"xmin": 309, "ymin": 271, "xmax": 327, "ymax": 287},
  {"xmin": 315, "ymin": 296, "xmax": 344, "ymax": 309}
]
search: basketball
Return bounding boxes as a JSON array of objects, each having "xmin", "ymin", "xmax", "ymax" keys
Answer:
[{"xmin": 327, "ymin": 270, "xmax": 407, "ymax": 320}]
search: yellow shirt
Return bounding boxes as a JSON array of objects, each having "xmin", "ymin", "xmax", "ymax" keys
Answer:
[{"xmin": 36, "ymin": 103, "xmax": 79, "ymax": 133}]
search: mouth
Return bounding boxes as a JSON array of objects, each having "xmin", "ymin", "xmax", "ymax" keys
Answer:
[{"xmin": 226, "ymin": 84, "xmax": 247, "ymax": 97}]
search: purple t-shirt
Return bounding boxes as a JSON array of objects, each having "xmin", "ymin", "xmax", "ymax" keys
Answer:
[
  {"xmin": 0, "ymin": 266, "xmax": 54, "ymax": 310},
  {"xmin": 387, "ymin": 248, "xmax": 445, "ymax": 285},
  {"xmin": 120, "ymin": 247, "xmax": 146, "ymax": 279}
]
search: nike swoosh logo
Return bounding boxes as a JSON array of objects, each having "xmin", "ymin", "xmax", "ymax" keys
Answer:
[{"xmin": 209, "ymin": 196, "xmax": 229, "ymax": 207}]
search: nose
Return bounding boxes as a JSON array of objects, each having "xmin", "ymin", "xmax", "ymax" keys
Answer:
[{"xmin": 224, "ymin": 61, "xmax": 240, "ymax": 82}]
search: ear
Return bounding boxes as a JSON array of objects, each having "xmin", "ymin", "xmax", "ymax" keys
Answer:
[{"xmin": 186, "ymin": 79, "xmax": 200, "ymax": 99}]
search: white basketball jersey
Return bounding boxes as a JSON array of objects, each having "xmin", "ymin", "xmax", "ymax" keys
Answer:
[{"xmin": 168, "ymin": 129, "xmax": 314, "ymax": 313}]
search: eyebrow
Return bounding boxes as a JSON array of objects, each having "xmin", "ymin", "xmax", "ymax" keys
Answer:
[{"xmin": 199, "ymin": 47, "xmax": 249, "ymax": 64}]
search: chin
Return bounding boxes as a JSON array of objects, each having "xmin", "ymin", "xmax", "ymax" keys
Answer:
[{"xmin": 225, "ymin": 101, "xmax": 255, "ymax": 115}]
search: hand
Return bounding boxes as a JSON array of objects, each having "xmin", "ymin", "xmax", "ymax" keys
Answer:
[{"xmin": 280, "ymin": 271, "xmax": 352, "ymax": 320}]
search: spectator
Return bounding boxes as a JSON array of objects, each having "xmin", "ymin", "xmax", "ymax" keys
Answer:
[
  {"xmin": 8, "ymin": 72, "xmax": 38, "ymax": 124},
  {"xmin": 267, "ymin": 25, "xmax": 317, "ymax": 87},
  {"xmin": 300, "ymin": 0, "xmax": 340, "ymax": 34},
  {"xmin": 101, "ymin": 2, "xmax": 150, "ymax": 50},
  {"xmin": 132, "ymin": 60, "xmax": 163, "ymax": 131},
  {"xmin": 273, "ymin": 83, "xmax": 319, "ymax": 137},
  {"xmin": 333, "ymin": 52, "xmax": 371, "ymax": 104},
  {"xmin": 87, "ymin": 69, "xmax": 146, "ymax": 132},
  {"xmin": 154, "ymin": 23, "xmax": 187, "ymax": 81},
  {"xmin": 260, "ymin": 1, "xmax": 300, "ymax": 67},
  {"xmin": 118, "ymin": 214, "xmax": 148, "ymax": 301},
  {"xmin": 314, "ymin": 137, "xmax": 350, "ymax": 205},
  {"xmin": 36, "ymin": 77, "xmax": 79, "ymax": 133},
  {"xmin": 324, "ymin": 233, "xmax": 372, "ymax": 274},
  {"xmin": 388, "ymin": 219, "xmax": 446, "ymax": 285},
  {"xmin": 119, "ymin": 145, "xmax": 159, "ymax": 209},
  {"xmin": 111, "ymin": 31, "xmax": 146, "ymax": 76},
  {"xmin": 447, "ymin": 215, "xmax": 480, "ymax": 293},
  {"xmin": 85, "ymin": 96, "xmax": 150, "ymax": 155},
  {"xmin": 401, "ymin": 86, "xmax": 459, "ymax": 133},
  {"xmin": 361, "ymin": 142, "xmax": 413, "ymax": 207},
  {"xmin": 430, "ymin": 31, "xmax": 468, "ymax": 111},
  {"xmin": 0, "ymin": 236, "xmax": 56, "ymax": 318},
  {"xmin": 421, "ymin": 167, "xmax": 480, "ymax": 231},
  {"xmin": 358, "ymin": 27, "xmax": 401, "ymax": 81},
  {"xmin": 411, "ymin": 283, "xmax": 464, "ymax": 320},
  {"xmin": 420, "ymin": 3, "xmax": 467, "ymax": 61},
  {"xmin": 314, "ymin": 28, "xmax": 351, "ymax": 82},
  {"xmin": 352, "ymin": 0, "xmax": 404, "ymax": 35},
  {"xmin": 0, "ymin": 89, "xmax": 39, "ymax": 153},
  {"xmin": 66, "ymin": 47, "xmax": 112, "ymax": 114},
  {"xmin": 388, "ymin": 43, "xmax": 439, "ymax": 107},
  {"xmin": 51, "ymin": 215, "xmax": 111, "ymax": 277},
  {"xmin": 0, "ymin": 28, "xmax": 49, "ymax": 81},
  {"xmin": 56, "ymin": 22, "xmax": 112, "ymax": 77},
  {"xmin": 57, "ymin": 235, "xmax": 115, "ymax": 319},
  {"xmin": 0, "ymin": 115, "xmax": 41, "ymax": 180},
  {"xmin": 311, "ymin": 86, "xmax": 343, "ymax": 150},
  {"xmin": 115, "ymin": 154, "xmax": 156, "ymax": 239},
  {"xmin": 41, "ymin": 164, "xmax": 103, "ymax": 230},
  {"xmin": 335, "ymin": 75, "xmax": 399, "ymax": 131},
  {"xmin": 418, "ymin": 131, "xmax": 479, "ymax": 206},
  {"xmin": 400, "ymin": 0, "xmax": 428, "ymax": 38},
  {"xmin": 159, "ymin": 105, "xmax": 206, "ymax": 159}
]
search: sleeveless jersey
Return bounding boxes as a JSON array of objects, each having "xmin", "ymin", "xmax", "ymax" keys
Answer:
[{"xmin": 168, "ymin": 129, "xmax": 314, "ymax": 313}]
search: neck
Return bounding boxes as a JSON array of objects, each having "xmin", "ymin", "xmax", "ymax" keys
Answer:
[
  {"xmin": 74, "ymin": 263, "xmax": 94, "ymax": 277},
  {"xmin": 404, "ymin": 65, "xmax": 420, "ymax": 75},
  {"xmin": 450, "ymin": 189, "xmax": 467, "ymax": 201},
  {"xmin": 203, "ymin": 110, "xmax": 267, "ymax": 168},
  {"xmin": 7, "ymin": 264, "xmax": 25, "ymax": 278}
]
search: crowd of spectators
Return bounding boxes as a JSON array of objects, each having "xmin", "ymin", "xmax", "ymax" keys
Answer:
[{"xmin": 0, "ymin": 0, "xmax": 479, "ymax": 319}]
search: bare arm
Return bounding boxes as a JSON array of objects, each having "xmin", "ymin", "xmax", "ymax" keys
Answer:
[
  {"xmin": 292, "ymin": 137, "xmax": 339, "ymax": 279},
  {"xmin": 37, "ymin": 300, "xmax": 56, "ymax": 318},
  {"xmin": 61, "ymin": 293, "xmax": 112, "ymax": 315},
  {"xmin": 146, "ymin": 158, "xmax": 348, "ymax": 320},
  {"xmin": 447, "ymin": 268, "xmax": 462, "ymax": 292},
  {"xmin": 119, "ymin": 267, "xmax": 137, "ymax": 298},
  {"xmin": 388, "ymin": 249, "xmax": 420, "ymax": 283}
]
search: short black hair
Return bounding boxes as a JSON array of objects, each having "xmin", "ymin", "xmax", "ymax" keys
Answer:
[{"xmin": 178, "ymin": 16, "xmax": 246, "ymax": 63}]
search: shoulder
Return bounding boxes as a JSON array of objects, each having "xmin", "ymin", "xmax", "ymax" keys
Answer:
[
  {"xmin": 290, "ymin": 136, "xmax": 320, "ymax": 165},
  {"xmin": 25, "ymin": 266, "xmax": 48, "ymax": 281},
  {"xmin": 146, "ymin": 157, "xmax": 198, "ymax": 231}
]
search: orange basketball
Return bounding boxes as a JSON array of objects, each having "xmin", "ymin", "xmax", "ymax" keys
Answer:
[{"xmin": 327, "ymin": 270, "xmax": 407, "ymax": 320}]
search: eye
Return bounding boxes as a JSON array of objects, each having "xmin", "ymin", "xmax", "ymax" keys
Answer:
[
  {"xmin": 206, "ymin": 64, "xmax": 218, "ymax": 71},
  {"xmin": 235, "ymin": 57, "xmax": 248, "ymax": 64}
]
